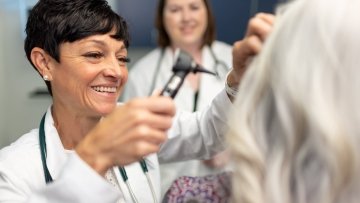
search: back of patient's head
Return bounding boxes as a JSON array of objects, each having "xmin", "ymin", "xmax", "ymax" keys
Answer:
[
  {"xmin": 24, "ymin": 0, "xmax": 129, "ymax": 95},
  {"xmin": 227, "ymin": 0, "xmax": 360, "ymax": 202}
]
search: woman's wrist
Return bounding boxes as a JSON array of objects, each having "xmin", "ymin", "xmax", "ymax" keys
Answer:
[
  {"xmin": 76, "ymin": 141, "xmax": 112, "ymax": 176},
  {"xmin": 225, "ymin": 69, "xmax": 240, "ymax": 99}
]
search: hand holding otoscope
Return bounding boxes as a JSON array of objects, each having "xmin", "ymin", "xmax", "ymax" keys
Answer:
[{"xmin": 160, "ymin": 49, "xmax": 217, "ymax": 98}]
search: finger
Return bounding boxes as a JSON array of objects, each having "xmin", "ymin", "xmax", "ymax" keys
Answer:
[
  {"xmin": 114, "ymin": 141, "xmax": 161, "ymax": 166},
  {"xmin": 126, "ymin": 97, "xmax": 176, "ymax": 116},
  {"xmin": 233, "ymin": 36, "xmax": 262, "ymax": 58},
  {"xmin": 246, "ymin": 35, "xmax": 263, "ymax": 54},
  {"xmin": 115, "ymin": 130, "xmax": 165, "ymax": 157},
  {"xmin": 111, "ymin": 127, "xmax": 166, "ymax": 150},
  {"xmin": 150, "ymin": 89, "xmax": 161, "ymax": 96},
  {"xmin": 131, "ymin": 141, "xmax": 162, "ymax": 159},
  {"xmin": 146, "ymin": 113, "xmax": 173, "ymax": 130},
  {"xmin": 130, "ymin": 125, "xmax": 168, "ymax": 145},
  {"xmin": 256, "ymin": 12, "xmax": 275, "ymax": 25},
  {"xmin": 246, "ymin": 13, "xmax": 274, "ymax": 41},
  {"xmin": 110, "ymin": 107, "xmax": 172, "ymax": 141},
  {"xmin": 130, "ymin": 109, "xmax": 173, "ymax": 131}
]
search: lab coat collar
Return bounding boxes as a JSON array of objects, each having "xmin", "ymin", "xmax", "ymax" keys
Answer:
[
  {"xmin": 163, "ymin": 47, "xmax": 176, "ymax": 66},
  {"xmin": 42, "ymin": 105, "xmax": 159, "ymax": 180},
  {"xmin": 202, "ymin": 45, "xmax": 217, "ymax": 72},
  {"xmin": 44, "ymin": 106, "xmax": 70, "ymax": 180}
]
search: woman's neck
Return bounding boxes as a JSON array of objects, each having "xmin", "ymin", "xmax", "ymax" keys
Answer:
[
  {"xmin": 171, "ymin": 44, "xmax": 203, "ymax": 91},
  {"xmin": 51, "ymin": 105, "xmax": 100, "ymax": 150},
  {"xmin": 172, "ymin": 44, "xmax": 203, "ymax": 64}
]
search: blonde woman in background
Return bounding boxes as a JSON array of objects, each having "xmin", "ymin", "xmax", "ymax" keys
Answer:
[
  {"xmin": 122, "ymin": 0, "xmax": 232, "ymax": 196},
  {"xmin": 228, "ymin": 0, "xmax": 360, "ymax": 202}
]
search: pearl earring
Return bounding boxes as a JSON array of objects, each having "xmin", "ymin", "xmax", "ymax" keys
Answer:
[{"xmin": 43, "ymin": 75, "xmax": 49, "ymax": 81}]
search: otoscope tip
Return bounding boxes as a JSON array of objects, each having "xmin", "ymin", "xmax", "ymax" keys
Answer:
[{"xmin": 193, "ymin": 65, "xmax": 217, "ymax": 76}]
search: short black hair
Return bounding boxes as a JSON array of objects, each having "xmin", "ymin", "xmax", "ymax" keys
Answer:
[{"xmin": 24, "ymin": 0, "xmax": 130, "ymax": 95}]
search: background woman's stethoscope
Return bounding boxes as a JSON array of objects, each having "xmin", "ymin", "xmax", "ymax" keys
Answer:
[{"xmin": 39, "ymin": 50, "xmax": 214, "ymax": 203}]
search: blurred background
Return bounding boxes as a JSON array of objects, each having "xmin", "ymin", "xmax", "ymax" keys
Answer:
[{"xmin": 0, "ymin": 0, "xmax": 280, "ymax": 148}]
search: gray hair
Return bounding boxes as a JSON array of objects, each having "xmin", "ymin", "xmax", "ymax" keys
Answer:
[{"xmin": 227, "ymin": 0, "xmax": 360, "ymax": 202}]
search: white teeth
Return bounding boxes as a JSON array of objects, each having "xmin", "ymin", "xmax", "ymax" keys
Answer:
[{"xmin": 93, "ymin": 86, "xmax": 116, "ymax": 93}]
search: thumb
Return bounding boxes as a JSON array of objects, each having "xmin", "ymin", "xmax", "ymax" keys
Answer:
[{"xmin": 150, "ymin": 89, "xmax": 162, "ymax": 97}]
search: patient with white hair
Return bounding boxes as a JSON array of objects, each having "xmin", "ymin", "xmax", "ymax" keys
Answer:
[{"xmin": 227, "ymin": 0, "xmax": 360, "ymax": 202}]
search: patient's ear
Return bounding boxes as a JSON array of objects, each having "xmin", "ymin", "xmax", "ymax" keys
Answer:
[{"xmin": 30, "ymin": 47, "xmax": 54, "ymax": 80}]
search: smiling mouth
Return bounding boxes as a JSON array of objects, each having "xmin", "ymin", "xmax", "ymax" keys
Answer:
[
  {"xmin": 92, "ymin": 86, "xmax": 117, "ymax": 93},
  {"xmin": 181, "ymin": 27, "xmax": 193, "ymax": 32}
]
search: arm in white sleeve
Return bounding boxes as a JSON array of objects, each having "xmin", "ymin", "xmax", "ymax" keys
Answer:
[
  {"xmin": 0, "ymin": 153, "xmax": 121, "ymax": 203},
  {"xmin": 158, "ymin": 89, "xmax": 235, "ymax": 163}
]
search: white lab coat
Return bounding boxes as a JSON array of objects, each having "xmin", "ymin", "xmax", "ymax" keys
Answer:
[
  {"xmin": 0, "ymin": 89, "xmax": 233, "ymax": 203},
  {"xmin": 122, "ymin": 41, "xmax": 232, "ymax": 196}
]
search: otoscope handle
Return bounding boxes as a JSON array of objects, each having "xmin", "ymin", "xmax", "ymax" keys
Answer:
[
  {"xmin": 159, "ymin": 49, "xmax": 216, "ymax": 99},
  {"xmin": 160, "ymin": 71, "xmax": 187, "ymax": 98}
]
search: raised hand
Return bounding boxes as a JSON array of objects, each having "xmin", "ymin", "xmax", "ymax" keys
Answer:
[{"xmin": 227, "ymin": 13, "xmax": 275, "ymax": 91}]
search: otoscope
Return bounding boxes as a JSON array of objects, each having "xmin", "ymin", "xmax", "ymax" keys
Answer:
[{"xmin": 160, "ymin": 49, "xmax": 217, "ymax": 98}]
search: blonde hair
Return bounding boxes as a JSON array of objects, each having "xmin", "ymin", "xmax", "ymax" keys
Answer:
[{"xmin": 228, "ymin": 0, "xmax": 360, "ymax": 202}]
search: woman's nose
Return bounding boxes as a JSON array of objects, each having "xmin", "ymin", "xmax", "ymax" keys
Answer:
[
  {"xmin": 181, "ymin": 9, "xmax": 192, "ymax": 22},
  {"xmin": 104, "ymin": 57, "xmax": 123, "ymax": 79}
]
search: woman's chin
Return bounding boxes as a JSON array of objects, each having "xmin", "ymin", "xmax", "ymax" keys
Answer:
[{"xmin": 94, "ymin": 103, "xmax": 117, "ymax": 116}]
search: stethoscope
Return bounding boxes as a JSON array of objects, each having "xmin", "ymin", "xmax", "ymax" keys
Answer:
[
  {"xmin": 147, "ymin": 45, "xmax": 229, "ymax": 96},
  {"xmin": 39, "ymin": 114, "xmax": 158, "ymax": 203}
]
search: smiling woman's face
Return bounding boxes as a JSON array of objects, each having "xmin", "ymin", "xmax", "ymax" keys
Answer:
[
  {"xmin": 48, "ymin": 31, "xmax": 128, "ymax": 117},
  {"xmin": 163, "ymin": 0, "xmax": 208, "ymax": 49}
]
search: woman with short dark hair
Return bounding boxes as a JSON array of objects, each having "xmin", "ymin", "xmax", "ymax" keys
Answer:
[{"xmin": 0, "ymin": 0, "xmax": 269, "ymax": 202}]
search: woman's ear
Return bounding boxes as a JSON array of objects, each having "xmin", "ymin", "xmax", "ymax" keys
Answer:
[{"xmin": 30, "ymin": 47, "xmax": 54, "ymax": 81}]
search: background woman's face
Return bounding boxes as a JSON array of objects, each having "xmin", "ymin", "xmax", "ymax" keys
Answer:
[
  {"xmin": 163, "ymin": 0, "xmax": 208, "ymax": 49},
  {"xmin": 49, "ymin": 32, "xmax": 128, "ymax": 117}
]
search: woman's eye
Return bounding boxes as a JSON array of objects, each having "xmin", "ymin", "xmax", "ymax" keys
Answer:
[
  {"xmin": 190, "ymin": 4, "xmax": 201, "ymax": 11},
  {"xmin": 190, "ymin": 6, "xmax": 200, "ymax": 11},
  {"xmin": 118, "ymin": 57, "xmax": 130, "ymax": 66},
  {"xmin": 168, "ymin": 6, "xmax": 181, "ymax": 13},
  {"xmin": 84, "ymin": 52, "xmax": 104, "ymax": 59}
]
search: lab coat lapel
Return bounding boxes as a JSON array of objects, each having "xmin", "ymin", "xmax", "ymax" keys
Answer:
[
  {"xmin": 43, "ymin": 107, "xmax": 69, "ymax": 180},
  {"xmin": 198, "ymin": 46, "xmax": 224, "ymax": 109}
]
